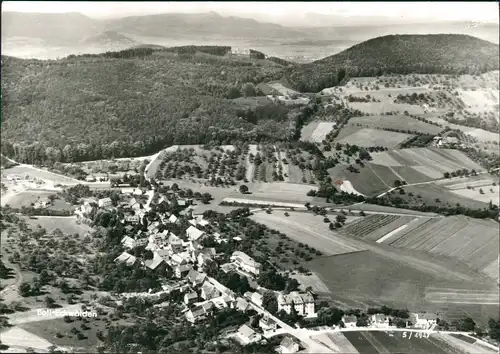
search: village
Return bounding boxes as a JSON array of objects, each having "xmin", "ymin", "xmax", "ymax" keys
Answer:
[{"xmin": 68, "ymin": 175, "xmax": 441, "ymax": 352}]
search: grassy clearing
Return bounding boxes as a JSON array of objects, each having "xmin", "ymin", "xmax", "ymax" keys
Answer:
[
  {"xmin": 22, "ymin": 216, "xmax": 92, "ymax": 236},
  {"xmin": 289, "ymin": 272, "xmax": 330, "ymax": 293},
  {"xmin": 251, "ymin": 211, "xmax": 364, "ymax": 256},
  {"xmin": 6, "ymin": 191, "xmax": 56, "ymax": 209},
  {"xmin": 328, "ymin": 163, "xmax": 396, "ymax": 197},
  {"xmin": 437, "ymin": 175, "xmax": 500, "ymax": 206},
  {"xmin": 387, "ymin": 148, "xmax": 484, "ymax": 179},
  {"xmin": 400, "ymin": 183, "xmax": 491, "ymax": 209},
  {"xmin": 3, "ymin": 165, "xmax": 79, "ymax": 184},
  {"xmin": 300, "ymin": 121, "xmax": 336, "ymax": 143},
  {"xmin": 424, "ymin": 114, "xmax": 499, "ymax": 142},
  {"xmin": 348, "ymin": 115, "xmax": 442, "ymax": 134},
  {"xmin": 449, "ymin": 186, "xmax": 500, "ymax": 206},
  {"xmin": 337, "ymin": 128, "xmax": 411, "ymax": 148},
  {"xmin": 391, "ymin": 166, "xmax": 433, "ymax": 184},
  {"xmin": 348, "ymin": 102, "xmax": 425, "ymax": 115}
]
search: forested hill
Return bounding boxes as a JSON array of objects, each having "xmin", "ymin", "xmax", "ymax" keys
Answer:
[
  {"xmin": 284, "ymin": 34, "xmax": 500, "ymax": 92},
  {"xmin": 0, "ymin": 48, "xmax": 295, "ymax": 164}
]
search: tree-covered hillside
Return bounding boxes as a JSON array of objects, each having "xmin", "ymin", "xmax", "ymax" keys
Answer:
[
  {"xmin": 285, "ymin": 34, "xmax": 499, "ymax": 92},
  {"xmin": 1, "ymin": 49, "xmax": 290, "ymax": 163}
]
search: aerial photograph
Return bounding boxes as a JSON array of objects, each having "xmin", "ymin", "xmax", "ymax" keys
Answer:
[{"xmin": 0, "ymin": 1, "xmax": 499, "ymax": 353}]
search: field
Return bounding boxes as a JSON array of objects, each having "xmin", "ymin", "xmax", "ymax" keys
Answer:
[
  {"xmin": 22, "ymin": 216, "xmax": 93, "ymax": 236},
  {"xmin": 437, "ymin": 175, "xmax": 500, "ymax": 206},
  {"xmin": 348, "ymin": 115, "xmax": 443, "ymax": 134},
  {"xmin": 19, "ymin": 317, "xmax": 107, "ymax": 352},
  {"xmin": 307, "ymin": 250, "xmax": 499, "ymax": 324},
  {"xmin": 2, "ymin": 165, "xmax": 80, "ymax": 184},
  {"xmin": 346, "ymin": 203, "xmax": 439, "ymax": 217},
  {"xmin": 311, "ymin": 332, "xmax": 359, "ymax": 353},
  {"xmin": 343, "ymin": 331, "xmax": 473, "ymax": 354},
  {"xmin": 437, "ymin": 332, "xmax": 499, "ymax": 354},
  {"xmin": 250, "ymin": 211, "xmax": 364, "ymax": 256},
  {"xmin": 0, "ymin": 326, "xmax": 56, "ymax": 353},
  {"xmin": 347, "ymin": 101, "xmax": 426, "ymax": 115},
  {"xmin": 370, "ymin": 148, "xmax": 484, "ymax": 179},
  {"xmin": 336, "ymin": 127, "xmax": 411, "ymax": 148},
  {"xmin": 425, "ymin": 287, "xmax": 499, "ymax": 305},
  {"xmin": 289, "ymin": 272, "xmax": 331, "ymax": 293},
  {"xmin": 424, "ymin": 114, "xmax": 500, "ymax": 142},
  {"xmin": 5, "ymin": 190, "xmax": 56, "ymax": 209},
  {"xmin": 328, "ymin": 163, "xmax": 395, "ymax": 197},
  {"xmin": 339, "ymin": 214, "xmax": 417, "ymax": 242},
  {"xmin": 300, "ymin": 121, "xmax": 336, "ymax": 143},
  {"xmin": 327, "ymin": 148, "xmax": 481, "ymax": 197},
  {"xmin": 400, "ymin": 183, "xmax": 491, "ymax": 209},
  {"xmin": 384, "ymin": 215, "xmax": 499, "ymax": 280}
]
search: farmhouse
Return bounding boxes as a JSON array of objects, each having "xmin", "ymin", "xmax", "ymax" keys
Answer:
[
  {"xmin": 411, "ymin": 312, "xmax": 438, "ymax": 329},
  {"xmin": 277, "ymin": 292, "xmax": 315, "ymax": 317},
  {"xmin": 168, "ymin": 214, "xmax": 178, "ymax": 224},
  {"xmin": 259, "ymin": 316, "xmax": 277, "ymax": 332},
  {"xmin": 174, "ymin": 264, "xmax": 192, "ymax": 278},
  {"xmin": 98, "ymin": 197, "xmax": 113, "ymax": 208},
  {"xmin": 186, "ymin": 226, "xmax": 205, "ymax": 241},
  {"xmin": 184, "ymin": 291, "xmax": 198, "ymax": 305},
  {"xmin": 371, "ymin": 314, "xmax": 390, "ymax": 328},
  {"xmin": 195, "ymin": 248, "xmax": 216, "ymax": 267},
  {"xmin": 144, "ymin": 252, "xmax": 164, "ymax": 271},
  {"xmin": 121, "ymin": 236, "xmax": 136, "ymax": 249},
  {"xmin": 342, "ymin": 315, "xmax": 358, "ymax": 328},
  {"xmin": 279, "ymin": 336, "xmax": 300, "ymax": 353},
  {"xmin": 114, "ymin": 252, "xmax": 137, "ymax": 266},
  {"xmin": 237, "ymin": 324, "xmax": 262, "ymax": 345},
  {"xmin": 235, "ymin": 297, "xmax": 250, "ymax": 312},
  {"xmin": 250, "ymin": 292, "xmax": 263, "ymax": 307},
  {"xmin": 200, "ymin": 282, "xmax": 220, "ymax": 300},
  {"xmin": 230, "ymin": 251, "xmax": 261, "ymax": 276},
  {"xmin": 33, "ymin": 197, "xmax": 51, "ymax": 209},
  {"xmin": 185, "ymin": 302, "xmax": 214, "ymax": 323}
]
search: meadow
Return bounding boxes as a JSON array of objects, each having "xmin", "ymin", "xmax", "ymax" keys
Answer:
[
  {"xmin": 251, "ymin": 211, "xmax": 364, "ymax": 256},
  {"xmin": 386, "ymin": 215, "xmax": 499, "ymax": 280}
]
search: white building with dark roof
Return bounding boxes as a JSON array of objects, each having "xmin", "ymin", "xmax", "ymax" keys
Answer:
[
  {"xmin": 277, "ymin": 292, "xmax": 315, "ymax": 317},
  {"xmin": 230, "ymin": 251, "xmax": 261, "ymax": 275}
]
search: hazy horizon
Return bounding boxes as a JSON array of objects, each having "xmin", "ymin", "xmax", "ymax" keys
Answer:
[{"xmin": 2, "ymin": 1, "xmax": 499, "ymax": 26}]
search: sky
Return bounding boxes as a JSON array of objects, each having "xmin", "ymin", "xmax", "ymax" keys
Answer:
[{"xmin": 2, "ymin": 1, "xmax": 499, "ymax": 23}]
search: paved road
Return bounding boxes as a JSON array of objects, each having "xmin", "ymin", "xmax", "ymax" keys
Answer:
[
  {"xmin": 245, "ymin": 297, "xmax": 330, "ymax": 352},
  {"xmin": 247, "ymin": 294, "xmax": 499, "ymax": 353}
]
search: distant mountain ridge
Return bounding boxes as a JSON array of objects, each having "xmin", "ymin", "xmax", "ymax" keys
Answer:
[{"xmin": 2, "ymin": 11, "xmax": 498, "ymax": 48}]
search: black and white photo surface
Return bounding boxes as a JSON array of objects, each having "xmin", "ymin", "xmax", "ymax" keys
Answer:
[{"xmin": 1, "ymin": 2, "xmax": 499, "ymax": 353}]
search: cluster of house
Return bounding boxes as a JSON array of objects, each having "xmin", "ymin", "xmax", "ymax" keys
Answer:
[
  {"xmin": 232, "ymin": 323, "xmax": 301, "ymax": 353},
  {"xmin": 341, "ymin": 312, "xmax": 438, "ymax": 330},
  {"xmin": 74, "ymin": 188, "xmax": 157, "ymax": 224},
  {"xmin": 33, "ymin": 197, "xmax": 51, "ymax": 209},
  {"xmin": 433, "ymin": 135, "xmax": 461, "ymax": 148},
  {"xmin": 83, "ymin": 170, "xmax": 139, "ymax": 183}
]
